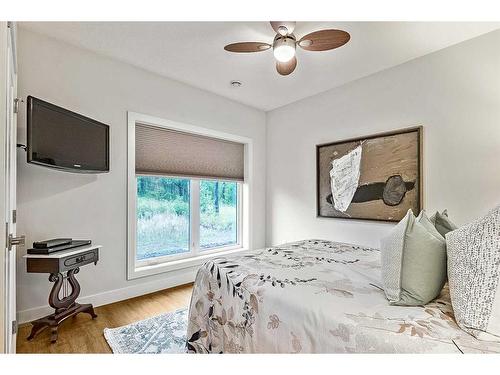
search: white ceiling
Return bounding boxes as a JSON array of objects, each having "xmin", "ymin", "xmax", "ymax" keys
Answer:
[{"xmin": 19, "ymin": 22, "xmax": 499, "ymax": 111}]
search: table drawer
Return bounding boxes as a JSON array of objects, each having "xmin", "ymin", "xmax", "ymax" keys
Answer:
[
  {"xmin": 60, "ymin": 249, "xmax": 98, "ymax": 271},
  {"xmin": 25, "ymin": 246, "xmax": 101, "ymax": 274}
]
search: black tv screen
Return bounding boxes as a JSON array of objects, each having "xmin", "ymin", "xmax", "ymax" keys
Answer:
[{"xmin": 27, "ymin": 96, "xmax": 109, "ymax": 173}]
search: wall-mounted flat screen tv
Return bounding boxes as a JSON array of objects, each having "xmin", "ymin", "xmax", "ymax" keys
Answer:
[{"xmin": 27, "ymin": 96, "xmax": 109, "ymax": 173}]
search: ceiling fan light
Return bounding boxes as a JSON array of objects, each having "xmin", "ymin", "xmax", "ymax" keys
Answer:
[
  {"xmin": 273, "ymin": 37, "xmax": 296, "ymax": 63},
  {"xmin": 277, "ymin": 26, "xmax": 288, "ymax": 36}
]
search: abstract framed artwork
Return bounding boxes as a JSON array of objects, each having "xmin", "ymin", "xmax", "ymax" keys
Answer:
[{"xmin": 316, "ymin": 126, "xmax": 422, "ymax": 222}]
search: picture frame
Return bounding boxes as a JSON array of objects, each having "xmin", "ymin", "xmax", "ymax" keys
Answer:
[{"xmin": 316, "ymin": 126, "xmax": 423, "ymax": 222}]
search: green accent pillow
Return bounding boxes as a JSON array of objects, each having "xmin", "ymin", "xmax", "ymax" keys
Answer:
[
  {"xmin": 381, "ymin": 209, "xmax": 447, "ymax": 306},
  {"xmin": 430, "ymin": 209, "xmax": 458, "ymax": 237}
]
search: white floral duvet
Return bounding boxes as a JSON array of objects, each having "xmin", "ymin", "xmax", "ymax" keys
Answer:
[{"xmin": 186, "ymin": 240, "xmax": 500, "ymax": 353}]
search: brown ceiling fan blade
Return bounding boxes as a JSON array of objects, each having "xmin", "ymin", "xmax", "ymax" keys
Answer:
[
  {"xmin": 276, "ymin": 57, "xmax": 297, "ymax": 76},
  {"xmin": 224, "ymin": 42, "xmax": 271, "ymax": 53},
  {"xmin": 270, "ymin": 21, "xmax": 296, "ymax": 36},
  {"xmin": 298, "ymin": 29, "xmax": 350, "ymax": 51}
]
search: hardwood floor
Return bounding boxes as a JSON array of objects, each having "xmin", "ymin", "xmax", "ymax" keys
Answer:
[{"xmin": 16, "ymin": 283, "xmax": 193, "ymax": 354}]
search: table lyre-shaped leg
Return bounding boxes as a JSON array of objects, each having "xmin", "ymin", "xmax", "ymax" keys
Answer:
[
  {"xmin": 48, "ymin": 269, "xmax": 79, "ymax": 311},
  {"xmin": 27, "ymin": 267, "xmax": 97, "ymax": 343}
]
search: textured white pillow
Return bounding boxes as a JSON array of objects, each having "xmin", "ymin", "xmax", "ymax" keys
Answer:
[{"xmin": 446, "ymin": 205, "xmax": 500, "ymax": 341}]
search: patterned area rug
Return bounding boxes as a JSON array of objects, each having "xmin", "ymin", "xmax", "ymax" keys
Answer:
[{"xmin": 104, "ymin": 308, "xmax": 188, "ymax": 353}]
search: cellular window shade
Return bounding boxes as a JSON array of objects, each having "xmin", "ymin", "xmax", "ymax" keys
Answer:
[{"xmin": 135, "ymin": 124, "xmax": 245, "ymax": 181}]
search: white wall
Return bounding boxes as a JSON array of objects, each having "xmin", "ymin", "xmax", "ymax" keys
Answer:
[
  {"xmin": 16, "ymin": 29, "xmax": 267, "ymax": 322},
  {"xmin": 266, "ymin": 30, "xmax": 500, "ymax": 247}
]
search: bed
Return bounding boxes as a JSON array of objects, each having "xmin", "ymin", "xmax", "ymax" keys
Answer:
[{"xmin": 186, "ymin": 239, "xmax": 500, "ymax": 353}]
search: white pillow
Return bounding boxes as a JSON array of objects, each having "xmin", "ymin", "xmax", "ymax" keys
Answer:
[{"xmin": 446, "ymin": 205, "xmax": 500, "ymax": 341}]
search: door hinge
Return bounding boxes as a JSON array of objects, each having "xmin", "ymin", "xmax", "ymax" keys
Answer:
[
  {"xmin": 12, "ymin": 320, "xmax": 17, "ymax": 335},
  {"xmin": 12, "ymin": 210, "xmax": 16, "ymax": 224}
]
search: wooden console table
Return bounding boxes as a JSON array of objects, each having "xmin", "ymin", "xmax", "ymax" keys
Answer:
[{"xmin": 24, "ymin": 245, "xmax": 102, "ymax": 343}]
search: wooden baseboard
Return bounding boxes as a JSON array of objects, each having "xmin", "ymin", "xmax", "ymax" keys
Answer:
[{"xmin": 17, "ymin": 267, "xmax": 197, "ymax": 324}]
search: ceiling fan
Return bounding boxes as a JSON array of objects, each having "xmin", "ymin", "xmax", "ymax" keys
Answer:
[{"xmin": 224, "ymin": 22, "xmax": 350, "ymax": 76}]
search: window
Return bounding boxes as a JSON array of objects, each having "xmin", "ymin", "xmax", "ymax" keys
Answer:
[
  {"xmin": 128, "ymin": 112, "xmax": 252, "ymax": 279},
  {"xmin": 136, "ymin": 176, "xmax": 190, "ymax": 260},
  {"xmin": 136, "ymin": 176, "xmax": 241, "ymax": 264},
  {"xmin": 199, "ymin": 180, "xmax": 238, "ymax": 250}
]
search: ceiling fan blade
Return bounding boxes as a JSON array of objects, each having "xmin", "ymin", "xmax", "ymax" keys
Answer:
[
  {"xmin": 270, "ymin": 21, "xmax": 296, "ymax": 36},
  {"xmin": 298, "ymin": 29, "xmax": 350, "ymax": 51},
  {"xmin": 224, "ymin": 42, "xmax": 271, "ymax": 53},
  {"xmin": 276, "ymin": 57, "xmax": 297, "ymax": 76}
]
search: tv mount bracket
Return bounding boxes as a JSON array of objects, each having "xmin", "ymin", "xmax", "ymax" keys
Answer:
[{"xmin": 15, "ymin": 97, "xmax": 27, "ymax": 151}]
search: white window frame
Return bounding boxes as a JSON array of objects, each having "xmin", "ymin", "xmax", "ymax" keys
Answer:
[{"xmin": 127, "ymin": 112, "xmax": 253, "ymax": 280}]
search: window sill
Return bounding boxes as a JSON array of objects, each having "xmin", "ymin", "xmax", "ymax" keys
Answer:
[{"xmin": 128, "ymin": 246, "xmax": 249, "ymax": 280}]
